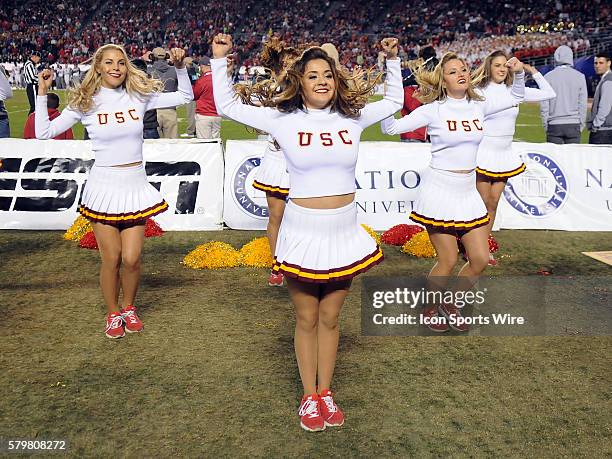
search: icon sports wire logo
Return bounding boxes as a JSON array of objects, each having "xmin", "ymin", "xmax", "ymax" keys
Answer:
[
  {"xmin": 0, "ymin": 157, "xmax": 202, "ymax": 214},
  {"xmin": 504, "ymin": 152, "xmax": 568, "ymax": 217}
]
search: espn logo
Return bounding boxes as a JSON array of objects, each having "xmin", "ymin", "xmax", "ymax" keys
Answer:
[{"xmin": 0, "ymin": 157, "xmax": 202, "ymax": 214}]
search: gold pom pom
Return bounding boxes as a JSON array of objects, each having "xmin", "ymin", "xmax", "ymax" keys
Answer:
[
  {"xmin": 183, "ymin": 242, "xmax": 242, "ymax": 269},
  {"xmin": 240, "ymin": 237, "xmax": 274, "ymax": 268},
  {"xmin": 63, "ymin": 215, "xmax": 92, "ymax": 241},
  {"xmin": 401, "ymin": 231, "xmax": 437, "ymax": 258},
  {"xmin": 361, "ymin": 224, "xmax": 381, "ymax": 246}
]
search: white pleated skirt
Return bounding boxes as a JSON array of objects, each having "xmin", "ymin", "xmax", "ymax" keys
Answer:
[
  {"xmin": 476, "ymin": 135, "xmax": 526, "ymax": 180},
  {"xmin": 252, "ymin": 143, "xmax": 290, "ymax": 199},
  {"xmin": 410, "ymin": 167, "xmax": 489, "ymax": 233},
  {"xmin": 272, "ymin": 200, "xmax": 383, "ymax": 283},
  {"xmin": 79, "ymin": 164, "xmax": 168, "ymax": 226}
]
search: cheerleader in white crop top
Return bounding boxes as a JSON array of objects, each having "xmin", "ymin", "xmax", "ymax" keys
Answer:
[
  {"xmin": 381, "ymin": 52, "xmax": 525, "ymax": 333},
  {"xmin": 212, "ymin": 33, "xmax": 403, "ymax": 431},
  {"xmin": 36, "ymin": 44, "xmax": 193, "ymax": 339},
  {"xmin": 472, "ymin": 52, "xmax": 556, "ymax": 265}
]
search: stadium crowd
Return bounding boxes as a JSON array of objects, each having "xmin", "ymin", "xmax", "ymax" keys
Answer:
[{"xmin": 1, "ymin": 0, "xmax": 609, "ymax": 75}]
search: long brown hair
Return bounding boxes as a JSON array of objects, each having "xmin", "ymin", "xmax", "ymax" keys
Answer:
[
  {"xmin": 472, "ymin": 50, "xmax": 514, "ymax": 88},
  {"xmin": 411, "ymin": 52, "xmax": 483, "ymax": 104},
  {"xmin": 68, "ymin": 44, "xmax": 164, "ymax": 113},
  {"xmin": 236, "ymin": 46, "xmax": 382, "ymax": 119}
]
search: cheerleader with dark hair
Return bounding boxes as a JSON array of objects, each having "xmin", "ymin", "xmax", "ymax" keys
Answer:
[{"xmin": 212, "ymin": 33, "xmax": 403, "ymax": 431}]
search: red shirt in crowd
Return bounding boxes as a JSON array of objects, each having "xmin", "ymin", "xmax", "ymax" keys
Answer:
[
  {"xmin": 400, "ymin": 86, "xmax": 427, "ymax": 142},
  {"xmin": 23, "ymin": 109, "xmax": 74, "ymax": 140},
  {"xmin": 193, "ymin": 71, "xmax": 219, "ymax": 117}
]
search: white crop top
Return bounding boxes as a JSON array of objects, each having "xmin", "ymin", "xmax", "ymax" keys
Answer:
[
  {"xmin": 381, "ymin": 72, "xmax": 525, "ymax": 170},
  {"xmin": 35, "ymin": 68, "xmax": 193, "ymax": 166},
  {"xmin": 480, "ymin": 72, "xmax": 555, "ymax": 137},
  {"xmin": 212, "ymin": 56, "xmax": 403, "ymax": 198}
]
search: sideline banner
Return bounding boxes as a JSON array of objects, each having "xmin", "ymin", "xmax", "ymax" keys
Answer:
[
  {"xmin": 495, "ymin": 142, "xmax": 612, "ymax": 231},
  {"xmin": 0, "ymin": 139, "xmax": 224, "ymax": 230}
]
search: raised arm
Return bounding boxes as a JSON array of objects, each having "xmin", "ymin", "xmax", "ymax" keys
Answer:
[
  {"xmin": 483, "ymin": 58, "xmax": 525, "ymax": 116},
  {"xmin": 35, "ymin": 69, "xmax": 81, "ymax": 139},
  {"xmin": 523, "ymin": 64, "xmax": 556, "ymax": 102},
  {"xmin": 210, "ymin": 33, "xmax": 277, "ymax": 133},
  {"xmin": 145, "ymin": 48, "xmax": 194, "ymax": 110},
  {"xmin": 358, "ymin": 38, "xmax": 404, "ymax": 128},
  {"xmin": 380, "ymin": 103, "xmax": 433, "ymax": 135}
]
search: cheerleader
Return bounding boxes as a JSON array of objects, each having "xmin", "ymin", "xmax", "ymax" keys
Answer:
[
  {"xmin": 36, "ymin": 44, "xmax": 193, "ymax": 338},
  {"xmin": 212, "ymin": 33, "xmax": 403, "ymax": 431},
  {"xmin": 381, "ymin": 53, "xmax": 525, "ymax": 332},
  {"xmin": 472, "ymin": 51, "xmax": 556, "ymax": 264}
]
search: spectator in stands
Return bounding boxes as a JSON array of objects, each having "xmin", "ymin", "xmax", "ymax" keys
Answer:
[
  {"xmin": 540, "ymin": 45, "xmax": 587, "ymax": 144},
  {"xmin": 24, "ymin": 52, "xmax": 41, "ymax": 114},
  {"xmin": 23, "ymin": 93, "xmax": 74, "ymax": 140},
  {"xmin": 588, "ymin": 51, "xmax": 612, "ymax": 144},
  {"xmin": 0, "ymin": 64, "xmax": 12, "ymax": 138},
  {"xmin": 148, "ymin": 47, "xmax": 179, "ymax": 138},
  {"xmin": 400, "ymin": 46, "xmax": 438, "ymax": 143},
  {"xmin": 193, "ymin": 56, "xmax": 221, "ymax": 139},
  {"xmin": 132, "ymin": 59, "xmax": 160, "ymax": 139}
]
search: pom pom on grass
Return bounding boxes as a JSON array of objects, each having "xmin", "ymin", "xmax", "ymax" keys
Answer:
[
  {"xmin": 240, "ymin": 237, "xmax": 274, "ymax": 268},
  {"xmin": 401, "ymin": 231, "xmax": 437, "ymax": 258},
  {"xmin": 183, "ymin": 242, "xmax": 242, "ymax": 269},
  {"xmin": 381, "ymin": 224, "xmax": 423, "ymax": 246}
]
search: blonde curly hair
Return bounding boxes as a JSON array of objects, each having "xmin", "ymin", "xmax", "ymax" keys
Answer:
[
  {"xmin": 411, "ymin": 52, "xmax": 483, "ymax": 104},
  {"xmin": 68, "ymin": 44, "xmax": 164, "ymax": 113}
]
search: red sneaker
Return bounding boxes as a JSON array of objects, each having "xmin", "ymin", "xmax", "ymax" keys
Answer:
[
  {"xmin": 319, "ymin": 389, "xmax": 345, "ymax": 427},
  {"xmin": 421, "ymin": 306, "xmax": 450, "ymax": 332},
  {"xmin": 268, "ymin": 271, "xmax": 284, "ymax": 287},
  {"xmin": 120, "ymin": 305, "xmax": 144, "ymax": 333},
  {"xmin": 298, "ymin": 394, "xmax": 325, "ymax": 432},
  {"xmin": 438, "ymin": 303, "xmax": 469, "ymax": 332},
  {"xmin": 105, "ymin": 312, "xmax": 125, "ymax": 339},
  {"xmin": 488, "ymin": 253, "xmax": 498, "ymax": 266}
]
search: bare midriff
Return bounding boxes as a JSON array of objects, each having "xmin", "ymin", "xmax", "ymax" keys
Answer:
[{"xmin": 291, "ymin": 192, "xmax": 355, "ymax": 209}]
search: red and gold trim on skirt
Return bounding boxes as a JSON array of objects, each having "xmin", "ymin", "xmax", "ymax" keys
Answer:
[
  {"xmin": 410, "ymin": 211, "xmax": 490, "ymax": 231},
  {"xmin": 272, "ymin": 246, "xmax": 384, "ymax": 283},
  {"xmin": 476, "ymin": 163, "xmax": 526, "ymax": 180},
  {"xmin": 79, "ymin": 200, "xmax": 168, "ymax": 226},
  {"xmin": 252, "ymin": 180, "xmax": 289, "ymax": 199}
]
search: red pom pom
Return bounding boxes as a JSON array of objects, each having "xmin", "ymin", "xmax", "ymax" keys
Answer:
[
  {"xmin": 145, "ymin": 218, "xmax": 164, "ymax": 238},
  {"xmin": 381, "ymin": 224, "xmax": 424, "ymax": 246},
  {"xmin": 488, "ymin": 234, "xmax": 499, "ymax": 253},
  {"xmin": 79, "ymin": 231, "xmax": 99, "ymax": 250}
]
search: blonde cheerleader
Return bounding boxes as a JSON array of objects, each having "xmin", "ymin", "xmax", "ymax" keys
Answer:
[{"xmin": 36, "ymin": 44, "xmax": 193, "ymax": 338}]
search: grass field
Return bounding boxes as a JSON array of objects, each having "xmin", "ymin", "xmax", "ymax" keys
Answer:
[
  {"xmin": 4, "ymin": 88, "xmax": 592, "ymax": 143},
  {"xmin": 1, "ymin": 229, "xmax": 611, "ymax": 457},
  {"xmin": 1, "ymin": 88, "xmax": 609, "ymax": 456}
]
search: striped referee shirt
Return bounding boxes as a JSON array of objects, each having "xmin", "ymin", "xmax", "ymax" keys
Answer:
[{"xmin": 23, "ymin": 59, "xmax": 38, "ymax": 85}]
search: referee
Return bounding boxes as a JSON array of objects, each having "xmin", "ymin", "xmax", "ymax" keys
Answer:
[{"xmin": 24, "ymin": 52, "xmax": 41, "ymax": 114}]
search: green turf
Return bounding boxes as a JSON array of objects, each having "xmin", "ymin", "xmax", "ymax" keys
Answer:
[
  {"xmin": 0, "ymin": 229, "xmax": 610, "ymax": 457},
  {"xmin": 3, "ymin": 89, "xmax": 591, "ymax": 143}
]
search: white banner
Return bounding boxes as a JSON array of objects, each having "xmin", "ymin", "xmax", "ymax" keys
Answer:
[
  {"xmin": 495, "ymin": 142, "xmax": 612, "ymax": 231},
  {"xmin": 223, "ymin": 140, "xmax": 270, "ymax": 230},
  {"xmin": 3, "ymin": 139, "xmax": 610, "ymax": 231},
  {"xmin": 0, "ymin": 139, "xmax": 224, "ymax": 230}
]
